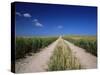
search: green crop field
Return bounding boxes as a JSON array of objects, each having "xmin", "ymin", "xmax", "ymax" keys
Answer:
[
  {"xmin": 16, "ymin": 37, "xmax": 57, "ymax": 59},
  {"xmin": 63, "ymin": 35, "xmax": 97, "ymax": 56}
]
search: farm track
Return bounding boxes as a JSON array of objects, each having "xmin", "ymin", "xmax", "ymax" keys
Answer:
[{"xmin": 15, "ymin": 36, "xmax": 97, "ymax": 73}]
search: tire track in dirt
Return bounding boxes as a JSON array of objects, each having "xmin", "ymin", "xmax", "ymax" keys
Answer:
[
  {"xmin": 64, "ymin": 40, "xmax": 97, "ymax": 69},
  {"xmin": 15, "ymin": 38, "xmax": 60, "ymax": 73}
]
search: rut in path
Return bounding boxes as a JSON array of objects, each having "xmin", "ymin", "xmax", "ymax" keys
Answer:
[
  {"xmin": 15, "ymin": 38, "xmax": 59, "ymax": 73},
  {"xmin": 64, "ymin": 40, "xmax": 97, "ymax": 69}
]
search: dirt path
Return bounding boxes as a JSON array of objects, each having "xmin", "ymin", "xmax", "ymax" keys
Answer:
[
  {"xmin": 15, "ymin": 38, "xmax": 59, "ymax": 73},
  {"xmin": 64, "ymin": 40, "xmax": 97, "ymax": 69},
  {"xmin": 15, "ymin": 36, "xmax": 97, "ymax": 73}
]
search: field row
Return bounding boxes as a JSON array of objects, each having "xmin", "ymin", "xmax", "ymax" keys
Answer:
[
  {"xmin": 16, "ymin": 37, "xmax": 57, "ymax": 59},
  {"xmin": 63, "ymin": 36, "xmax": 97, "ymax": 56}
]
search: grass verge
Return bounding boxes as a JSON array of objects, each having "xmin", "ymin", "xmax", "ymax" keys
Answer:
[{"xmin": 47, "ymin": 39, "xmax": 81, "ymax": 71}]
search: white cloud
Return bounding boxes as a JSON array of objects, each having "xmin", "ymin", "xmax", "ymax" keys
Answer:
[
  {"xmin": 58, "ymin": 25, "xmax": 63, "ymax": 29},
  {"xmin": 33, "ymin": 19, "xmax": 43, "ymax": 27},
  {"xmin": 34, "ymin": 19, "xmax": 38, "ymax": 22},
  {"xmin": 23, "ymin": 13, "xmax": 31, "ymax": 17},
  {"xmin": 16, "ymin": 12, "xmax": 21, "ymax": 16},
  {"xmin": 35, "ymin": 22, "xmax": 43, "ymax": 27}
]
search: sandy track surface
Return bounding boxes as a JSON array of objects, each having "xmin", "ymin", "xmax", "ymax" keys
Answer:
[
  {"xmin": 64, "ymin": 40, "xmax": 97, "ymax": 69},
  {"xmin": 15, "ymin": 39, "xmax": 59, "ymax": 73}
]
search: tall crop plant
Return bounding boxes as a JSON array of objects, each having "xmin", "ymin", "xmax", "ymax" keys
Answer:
[
  {"xmin": 16, "ymin": 37, "xmax": 57, "ymax": 59},
  {"xmin": 63, "ymin": 36, "xmax": 97, "ymax": 56}
]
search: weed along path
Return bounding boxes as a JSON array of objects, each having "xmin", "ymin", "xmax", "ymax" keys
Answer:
[
  {"xmin": 64, "ymin": 40, "xmax": 97, "ymax": 69},
  {"xmin": 47, "ymin": 37, "xmax": 81, "ymax": 71},
  {"xmin": 15, "ymin": 38, "xmax": 60, "ymax": 73}
]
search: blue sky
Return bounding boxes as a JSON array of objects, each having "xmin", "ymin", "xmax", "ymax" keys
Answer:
[{"xmin": 15, "ymin": 2, "xmax": 97, "ymax": 36}]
